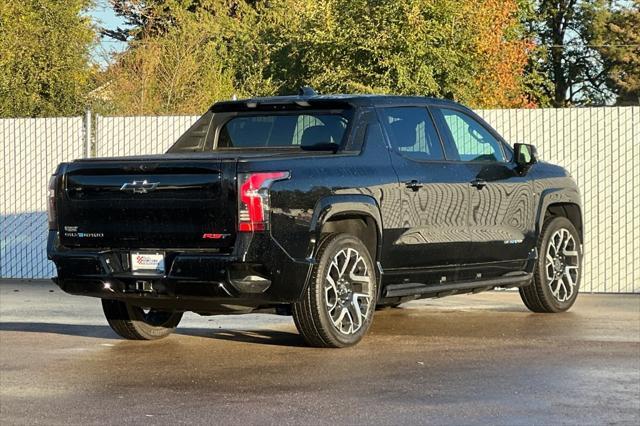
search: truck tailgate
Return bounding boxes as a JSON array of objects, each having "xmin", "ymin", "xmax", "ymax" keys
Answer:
[{"xmin": 59, "ymin": 159, "xmax": 237, "ymax": 250}]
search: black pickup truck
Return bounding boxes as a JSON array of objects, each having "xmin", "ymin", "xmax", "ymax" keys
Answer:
[{"xmin": 47, "ymin": 90, "xmax": 583, "ymax": 347}]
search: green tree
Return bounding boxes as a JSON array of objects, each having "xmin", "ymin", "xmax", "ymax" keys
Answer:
[
  {"xmin": 257, "ymin": 0, "xmax": 533, "ymax": 107},
  {"xmin": 101, "ymin": 0, "xmax": 276, "ymax": 114},
  {"xmin": 0, "ymin": 0, "xmax": 96, "ymax": 117},
  {"xmin": 587, "ymin": 0, "xmax": 640, "ymax": 105},
  {"xmin": 528, "ymin": 0, "xmax": 623, "ymax": 107},
  {"xmin": 104, "ymin": 0, "xmax": 534, "ymax": 113}
]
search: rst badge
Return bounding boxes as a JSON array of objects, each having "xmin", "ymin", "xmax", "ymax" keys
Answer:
[{"xmin": 202, "ymin": 233, "xmax": 231, "ymax": 239}]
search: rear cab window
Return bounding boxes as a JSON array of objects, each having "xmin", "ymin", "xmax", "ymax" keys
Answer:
[
  {"xmin": 218, "ymin": 113, "xmax": 348, "ymax": 149},
  {"xmin": 168, "ymin": 107, "xmax": 354, "ymax": 153}
]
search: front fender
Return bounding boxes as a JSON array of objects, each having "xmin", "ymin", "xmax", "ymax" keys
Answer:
[{"xmin": 535, "ymin": 185, "xmax": 582, "ymax": 239}]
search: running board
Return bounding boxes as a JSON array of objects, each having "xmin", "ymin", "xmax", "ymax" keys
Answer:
[{"xmin": 384, "ymin": 273, "xmax": 533, "ymax": 298}]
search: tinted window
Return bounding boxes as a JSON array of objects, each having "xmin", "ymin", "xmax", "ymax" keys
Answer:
[
  {"xmin": 364, "ymin": 122, "xmax": 385, "ymax": 148},
  {"xmin": 434, "ymin": 108, "xmax": 505, "ymax": 162},
  {"xmin": 380, "ymin": 107, "xmax": 444, "ymax": 161},
  {"xmin": 217, "ymin": 113, "xmax": 348, "ymax": 148},
  {"xmin": 168, "ymin": 110, "xmax": 213, "ymax": 152}
]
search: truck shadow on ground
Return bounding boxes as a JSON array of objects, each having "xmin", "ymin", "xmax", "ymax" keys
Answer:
[
  {"xmin": 0, "ymin": 306, "xmax": 569, "ymax": 347},
  {"xmin": 177, "ymin": 328, "xmax": 306, "ymax": 347},
  {"xmin": 0, "ymin": 322, "xmax": 120, "ymax": 339},
  {"xmin": 0, "ymin": 321, "xmax": 305, "ymax": 346}
]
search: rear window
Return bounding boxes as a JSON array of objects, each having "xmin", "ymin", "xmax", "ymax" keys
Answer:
[
  {"xmin": 217, "ymin": 113, "xmax": 349, "ymax": 149},
  {"xmin": 168, "ymin": 111, "xmax": 213, "ymax": 152}
]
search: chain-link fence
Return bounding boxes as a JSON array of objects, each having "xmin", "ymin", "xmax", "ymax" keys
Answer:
[{"xmin": 1, "ymin": 107, "xmax": 638, "ymax": 293}]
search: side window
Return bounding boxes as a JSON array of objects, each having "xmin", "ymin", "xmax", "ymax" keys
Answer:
[
  {"xmin": 380, "ymin": 107, "xmax": 444, "ymax": 161},
  {"xmin": 432, "ymin": 108, "xmax": 505, "ymax": 162}
]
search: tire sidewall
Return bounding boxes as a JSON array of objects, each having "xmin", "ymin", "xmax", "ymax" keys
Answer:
[
  {"xmin": 312, "ymin": 234, "xmax": 377, "ymax": 347},
  {"xmin": 127, "ymin": 304, "xmax": 182, "ymax": 339},
  {"xmin": 536, "ymin": 216, "xmax": 582, "ymax": 312}
]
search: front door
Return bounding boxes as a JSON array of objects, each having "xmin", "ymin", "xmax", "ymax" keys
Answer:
[
  {"xmin": 430, "ymin": 106, "xmax": 536, "ymax": 280},
  {"xmin": 377, "ymin": 106, "xmax": 470, "ymax": 285}
]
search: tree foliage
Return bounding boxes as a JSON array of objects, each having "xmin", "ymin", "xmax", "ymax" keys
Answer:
[
  {"xmin": 0, "ymin": 0, "xmax": 96, "ymax": 117},
  {"xmin": 528, "ymin": 0, "xmax": 609, "ymax": 107},
  {"xmin": 527, "ymin": 0, "xmax": 640, "ymax": 107},
  {"xmin": 587, "ymin": 0, "xmax": 640, "ymax": 105},
  {"xmin": 101, "ymin": 0, "xmax": 534, "ymax": 114}
]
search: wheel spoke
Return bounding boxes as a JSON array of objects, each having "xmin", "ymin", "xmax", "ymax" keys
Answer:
[
  {"xmin": 349, "ymin": 260, "xmax": 369, "ymax": 283},
  {"xmin": 550, "ymin": 277, "xmax": 561, "ymax": 298},
  {"xmin": 325, "ymin": 275, "xmax": 338, "ymax": 310},
  {"xmin": 348, "ymin": 298, "xmax": 363, "ymax": 330},
  {"xmin": 342, "ymin": 308, "xmax": 355, "ymax": 334},
  {"xmin": 563, "ymin": 269, "xmax": 575, "ymax": 287},
  {"xmin": 557, "ymin": 279, "xmax": 568, "ymax": 301}
]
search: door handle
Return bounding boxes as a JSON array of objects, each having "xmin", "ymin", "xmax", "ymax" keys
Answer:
[
  {"xmin": 470, "ymin": 179, "xmax": 487, "ymax": 189},
  {"xmin": 405, "ymin": 180, "xmax": 423, "ymax": 192}
]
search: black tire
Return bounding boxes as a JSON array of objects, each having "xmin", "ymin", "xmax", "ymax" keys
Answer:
[
  {"xmin": 101, "ymin": 299, "xmax": 183, "ymax": 340},
  {"xmin": 293, "ymin": 233, "xmax": 377, "ymax": 348},
  {"xmin": 520, "ymin": 216, "xmax": 582, "ymax": 313}
]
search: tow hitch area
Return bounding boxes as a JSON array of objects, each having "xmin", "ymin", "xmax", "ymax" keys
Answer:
[{"xmin": 135, "ymin": 280, "xmax": 154, "ymax": 293}]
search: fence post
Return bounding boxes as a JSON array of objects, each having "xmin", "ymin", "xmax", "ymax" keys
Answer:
[{"xmin": 84, "ymin": 109, "xmax": 92, "ymax": 158}]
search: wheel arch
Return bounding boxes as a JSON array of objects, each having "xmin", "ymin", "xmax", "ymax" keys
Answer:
[
  {"xmin": 309, "ymin": 195, "xmax": 383, "ymax": 264},
  {"xmin": 536, "ymin": 188, "xmax": 583, "ymax": 243}
]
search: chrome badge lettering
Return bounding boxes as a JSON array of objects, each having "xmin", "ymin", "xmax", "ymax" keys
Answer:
[{"xmin": 504, "ymin": 239, "xmax": 524, "ymax": 244}]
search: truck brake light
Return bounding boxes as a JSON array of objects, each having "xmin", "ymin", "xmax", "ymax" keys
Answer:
[
  {"xmin": 47, "ymin": 175, "xmax": 58, "ymax": 230},
  {"xmin": 238, "ymin": 171, "xmax": 289, "ymax": 232}
]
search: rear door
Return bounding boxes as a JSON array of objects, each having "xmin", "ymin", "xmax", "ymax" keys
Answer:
[
  {"xmin": 378, "ymin": 106, "xmax": 470, "ymax": 285},
  {"xmin": 430, "ymin": 106, "xmax": 535, "ymax": 279}
]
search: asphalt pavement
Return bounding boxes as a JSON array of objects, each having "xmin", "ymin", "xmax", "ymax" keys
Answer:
[{"xmin": 1, "ymin": 280, "xmax": 639, "ymax": 425}]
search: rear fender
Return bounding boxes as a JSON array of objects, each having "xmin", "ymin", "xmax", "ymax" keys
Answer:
[{"xmin": 302, "ymin": 194, "xmax": 384, "ymax": 299}]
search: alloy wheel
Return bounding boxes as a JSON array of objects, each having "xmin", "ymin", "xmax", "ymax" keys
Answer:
[
  {"xmin": 545, "ymin": 228, "xmax": 580, "ymax": 303},
  {"xmin": 324, "ymin": 247, "xmax": 374, "ymax": 335}
]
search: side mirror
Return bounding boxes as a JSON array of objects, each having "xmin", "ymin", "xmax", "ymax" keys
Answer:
[{"xmin": 514, "ymin": 143, "xmax": 538, "ymax": 174}]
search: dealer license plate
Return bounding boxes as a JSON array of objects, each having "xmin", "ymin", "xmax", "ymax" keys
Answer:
[{"xmin": 130, "ymin": 252, "xmax": 165, "ymax": 273}]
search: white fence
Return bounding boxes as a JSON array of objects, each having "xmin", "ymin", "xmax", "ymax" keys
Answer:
[
  {"xmin": 477, "ymin": 108, "xmax": 639, "ymax": 294},
  {"xmin": 1, "ymin": 117, "xmax": 86, "ymax": 278},
  {"xmin": 1, "ymin": 107, "xmax": 638, "ymax": 293},
  {"xmin": 95, "ymin": 115, "xmax": 198, "ymax": 157}
]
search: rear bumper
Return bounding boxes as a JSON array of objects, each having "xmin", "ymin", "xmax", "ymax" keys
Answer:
[{"xmin": 47, "ymin": 231, "xmax": 312, "ymax": 311}]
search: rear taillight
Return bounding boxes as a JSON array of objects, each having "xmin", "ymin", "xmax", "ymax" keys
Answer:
[
  {"xmin": 238, "ymin": 171, "xmax": 289, "ymax": 232},
  {"xmin": 47, "ymin": 175, "xmax": 58, "ymax": 230}
]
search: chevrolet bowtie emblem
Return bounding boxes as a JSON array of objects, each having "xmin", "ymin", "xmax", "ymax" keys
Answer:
[{"xmin": 120, "ymin": 180, "xmax": 159, "ymax": 194}]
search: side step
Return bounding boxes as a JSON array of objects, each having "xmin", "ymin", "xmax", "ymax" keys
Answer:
[{"xmin": 384, "ymin": 273, "xmax": 532, "ymax": 298}]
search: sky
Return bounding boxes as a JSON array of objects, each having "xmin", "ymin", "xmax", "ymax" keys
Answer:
[{"xmin": 88, "ymin": 1, "xmax": 128, "ymax": 66}]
